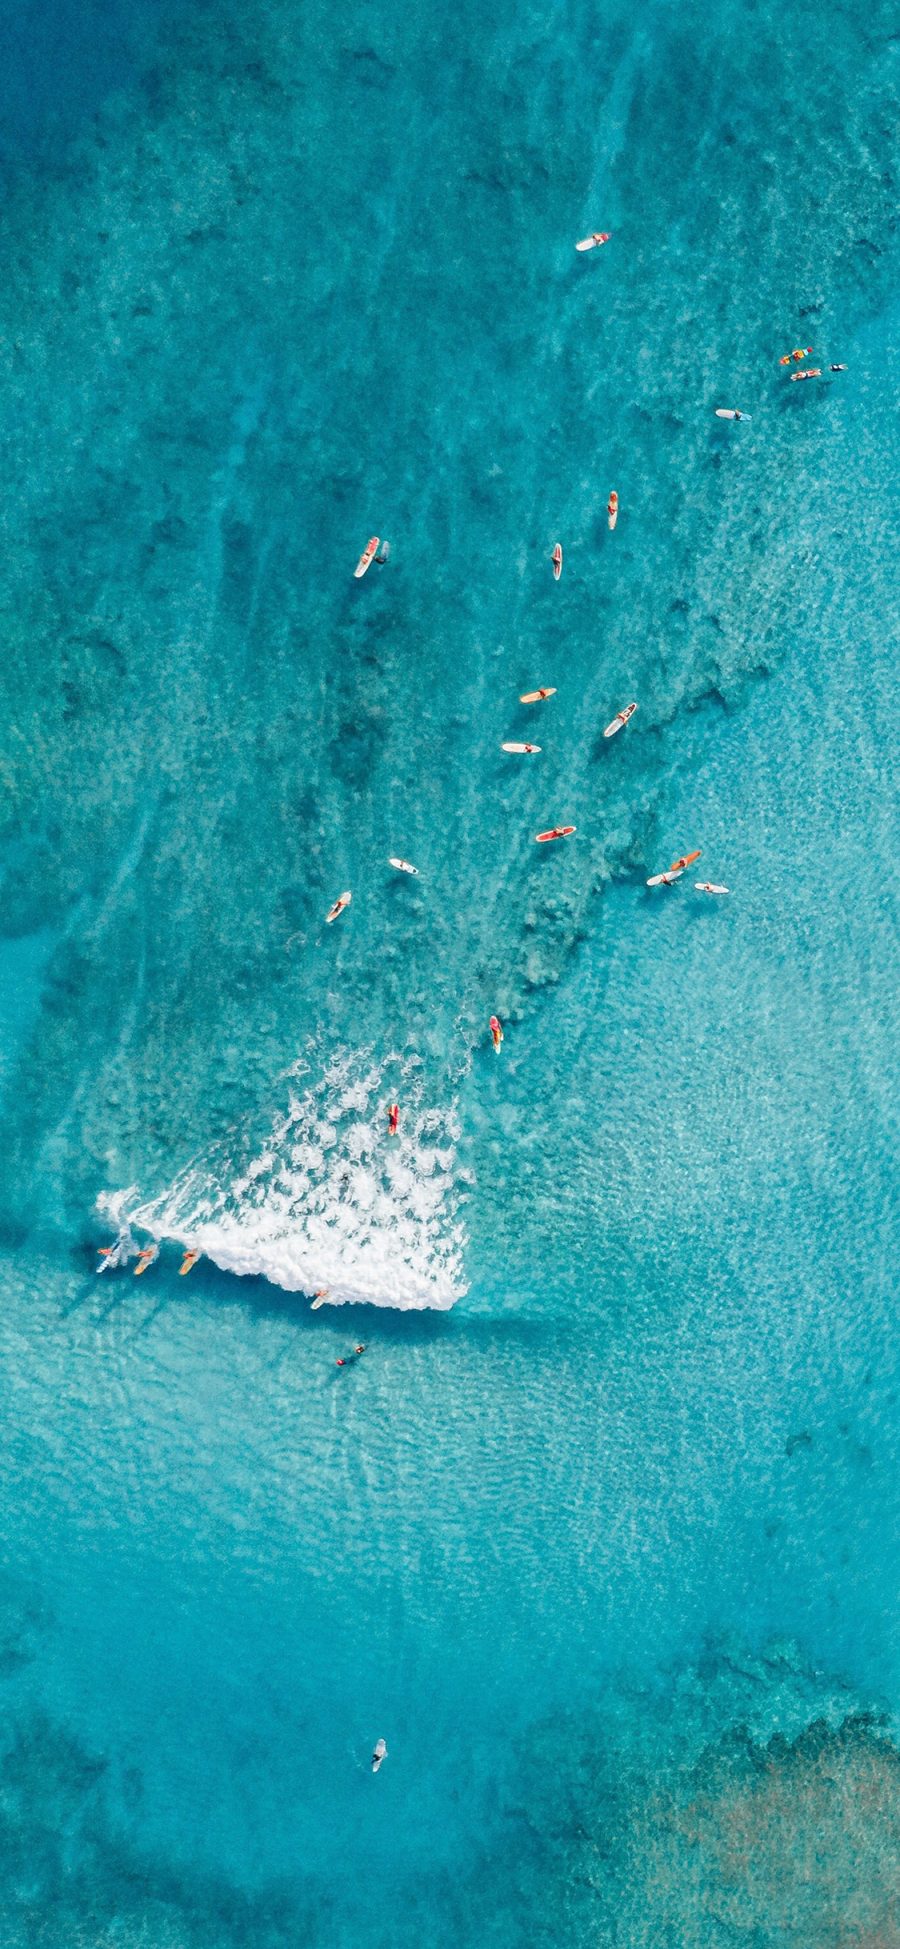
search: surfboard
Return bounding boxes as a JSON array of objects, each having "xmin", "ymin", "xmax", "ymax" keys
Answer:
[
  {"xmin": 519, "ymin": 688, "xmax": 556, "ymax": 704},
  {"xmin": 179, "ymin": 1251, "xmax": 200, "ymax": 1276},
  {"xmin": 388, "ymin": 857, "xmax": 419, "ymax": 874},
  {"xmin": 694, "ymin": 882, "xmax": 730, "ymax": 894},
  {"xmin": 325, "ymin": 891, "xmax": 352, "ymax": 923},
  {"xmin": 535, "ymin": 826, "xmax": 576, "ymax": 843},
  {"xmin": 576, "ymin": 232, "xmax": 611, "ymax": 251},
  {"xmin": 790, "ymin": 368, "xmax": 821, "ymax": 381},
  {"xmin": 669, "ymin": 850, "xmax": 701, "ymax": 871},
  {"xmin": 646, "ymin": 872, "xmax": 677, "ymax": 887},
  {"xmin": 311, "ymin": 1290, "xmax": 331, "ymax": 1310},
  {"xmin": 134, "ymin": 1246, "xmax": 158, "ymax": 1277},
  {"xmin": 372, "ymin": 1739, "xmax": 387, "ymax": 1773},
  {"xmin": 607, "ymin": 491, "xmax": 618, "ymax": 531},
  {"xmin": 715, "ymin": 409, "xmax": 751, "ymax": 420},
  {"xmin": 603, "ymin": 702, "xmax": 637, "ymax": 738},
  {"xmin": 552, "ymin": 544, "xmax": 562, "ymax": 580},
  {"xmin": 502, "ymin": 742, "xmax": 541, "ymax": 753},
  {"xmin": 354, "ymin": 537, "xmax": 380, "ymax": 578}
]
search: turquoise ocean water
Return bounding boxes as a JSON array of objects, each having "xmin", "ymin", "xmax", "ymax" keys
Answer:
[{"xmin": 0, "ymin": 0, "xmax": 898, "ymax": 1939}]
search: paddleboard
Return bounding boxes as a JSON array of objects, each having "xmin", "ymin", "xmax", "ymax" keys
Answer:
[
  {"xmin": 576, "ymin": 231, "xmax": 611, "ymax": 251},
  {"xmin": 326, "ymin": 891, "xmax": 352, "ymax": 923},
  {"xmin": 354, "ymin": 537, "xmax": 379, "ymax": 578},
  {"xmin": 535, "ymin": 825, "xmax": 576, "ymax": 843},
  {"xmin": 695, "ymin": 882, "xmax": 730, "ymax": 894},
  {"xmin": 502, "ymin": 742, "xmax": 541, "ymax": 753},
  {"xmin": 552, "ymin": 543, "xmax": 562, "ymax": 580},
  {"xmin": 519, "ymin": 688, "xmax": 556, "ymax": 704},
  {"xmin": 607, "ymin": 490, "xmax": 618, "ymax": 531},
  {"xmin": 388, "ymin": 857, "xmax": 419, "ymax": 875},
  {"xmin": 603, "ymin": 702, "xmax": 637, "ymax": 738}
]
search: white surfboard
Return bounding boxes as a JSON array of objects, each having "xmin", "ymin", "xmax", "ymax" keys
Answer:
[
  {"xmin": 354, "ymin": 536, "xmax": 380, "ymax": 578},
  {"xmin": 715, "ymin": 409, "xmax": 751, "ymax": 421},
  {"xmin": 501, "ymin": 742, "xmax": 541, "ymax": 753},
  {"xmin": 694, "ymin": 882, "xmax": 730, "ymax": 894},
  {"xmin": 576, "ymin": 231, "xmax": 611, "ymax": 252},
  {"xmin": 388, "ymin": 857, "xmax": 419, "ymax": 875},
  {"xmin": 603, "ymin": 702, "xmax": 637, "ymax": 739},
  {"xmin": 372, "ymin": 1738, "xmax": 387, "ymax": 1773}
]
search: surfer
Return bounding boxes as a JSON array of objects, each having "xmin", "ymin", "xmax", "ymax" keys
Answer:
[
  {"xmin": 134, "ymin": 1243, "xmax": 158, "ymax": 1277},
  {"xmin": 336, "ymin": 1345, "xmax": 366, "ymax": 1367},
  {"xmin": 489, "ymin": 1014, "xmax": 503, "ymax": 1052},
  {"xmin": 375, "ymin": 542, "xmax": 390, "ymax": 564},
  {"xmin": 790, "ymin": 368, "xmax": 821, "ymax": 382},
  {"xmin": 96, "ymin": 1225, "xmax": 136, "ymax": 1272},
  {"xmin": 607, "ymin": 490, "xmax": 618, "ymax": 530},
  {"xmin": 715, "ymin": 408, "xmax": 751, "ymax": 421},
  {"xmin": 552, "ymin": 544, "xmax": 562, "ymax": 580},
  {"xmin": 325, "ymin": 891, "xmax": 352, "ymax": 924},
  {"xmin": 179, "ymin": 1250, "xmax": 200, "ymax": 1276},
  {"xmin": 311, "ymin": 1289, "xmax": 331, "ymax": 1310},
  {"xmin": 695, "ymin": 882, "xmax": 730, "ymax": 895},
  {"xmin": 779, "ymin": 346, "xmax": 813, "ymax": 365},
  {"xmin": 387, "ymin": 1103, "xmax": 400, "ymax": 1134},
  {"xmin": 372, "ymin": 1738, "xmax": 387, "ymax": 1773},
  {"xmin": 830, "ymin": 363, "xmax": 848, "ymax": 372},
  {"xmin": 519, "ymin": 687, "xmax": 556, "ymax": 704}
]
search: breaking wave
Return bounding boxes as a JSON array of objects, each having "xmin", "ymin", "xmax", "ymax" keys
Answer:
[{"xmin": 102, "ymin": 1049, "xmax": 469, "ymax": 1309}]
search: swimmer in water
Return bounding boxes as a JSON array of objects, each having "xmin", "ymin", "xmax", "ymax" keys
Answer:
[
  {"xmin": 387, "ymin": 1103, "xmax": 400, "ymax": 1134},
  {"xmin": 336, "ymin": 1345, "xmax": 367, "ymax": 1367},
  {"xmin": 489, "ymin": 1014, "xmax": 503, "ymax": 1052},
  {"xmin": 375, "ymin": 542, "xmax": 390, "ymax": 564},
  {"xmin": 830, "ymin": 363, "xmax": 848, "ymax": 372}
]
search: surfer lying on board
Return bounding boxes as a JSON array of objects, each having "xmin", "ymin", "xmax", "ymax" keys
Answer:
[
  {"xmin": 387, "ymin": 1103, "xmax": 400, "ymax": 1134},
  {"xmin": 336, "ymin": 1345, "xmax": 366, "ymax": 1367},
  {"xmin": 97, "ymin": 1226, "xmax": 136, "ymax": 1272},
  {"xmin": 489, "ymin": 1015, "xmax": 503, "ymax": 1052}
]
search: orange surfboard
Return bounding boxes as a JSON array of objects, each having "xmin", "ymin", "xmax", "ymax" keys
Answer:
[
  {"xmin": 520, "ymin": 688, "xmax": 556, "ymax": 704},
  {"xmin": 552, "ymin": 544, "xmax": 562, "ymax": 580}
]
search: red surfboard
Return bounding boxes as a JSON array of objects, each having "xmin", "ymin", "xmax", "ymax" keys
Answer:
[{"xmin": 535, "ymin": 825, "xmax": 576, "ymax": 843}]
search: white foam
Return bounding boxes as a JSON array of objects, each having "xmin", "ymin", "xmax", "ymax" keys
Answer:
[{"xmin": 108, "ymin": 1050, "xmax": 468, "ymax": 1309}]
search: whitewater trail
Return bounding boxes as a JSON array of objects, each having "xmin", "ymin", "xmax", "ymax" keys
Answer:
[{"xmin": 101, "ymin": 1047, "xmax": 469, "ymax": 1308}]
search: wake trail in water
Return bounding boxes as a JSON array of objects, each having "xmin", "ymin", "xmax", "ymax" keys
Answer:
[{"xmin": 104, "ymin": 1047, "xmax": 469, "ymax": 1309}]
